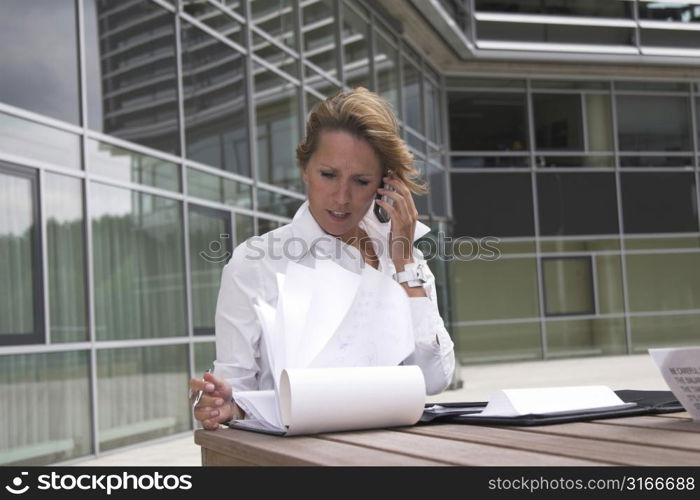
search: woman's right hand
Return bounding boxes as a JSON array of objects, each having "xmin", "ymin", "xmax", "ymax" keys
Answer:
[{"xmin": 188, "ymin": 372, "xmax": 243, "ymax": 430}]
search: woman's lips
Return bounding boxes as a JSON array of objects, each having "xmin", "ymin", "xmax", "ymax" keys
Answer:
[{"xmin": 327, "ymin": 209, "xmax": 350, "ymax": 222}]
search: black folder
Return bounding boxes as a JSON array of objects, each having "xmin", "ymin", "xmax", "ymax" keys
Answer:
[{"xmin": 421, "ymin": 390, "xmax": 685, "ymax": 426}]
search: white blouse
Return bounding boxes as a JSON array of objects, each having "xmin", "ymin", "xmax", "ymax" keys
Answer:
[{"xmin": 213, "ymin": 200, "xmax": 456, "ymax": 395}]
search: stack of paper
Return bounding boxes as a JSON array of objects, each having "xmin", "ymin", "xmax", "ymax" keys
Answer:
[{"xmin": 231, "ymin": 258, "xmax": 426, "ymax": 436}]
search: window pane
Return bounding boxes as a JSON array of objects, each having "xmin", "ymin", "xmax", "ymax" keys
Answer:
[
  {"xmin": 451, "ymin": 155, "xmax": 529, "ymax": 168},
  {"xmin": 448, "ymin": 92, "xmax": 528, "ymax": 151},
  {"xmin": 546, "ymin": 318, "xmax": 626, "ymax": 357},
  {"xmin": 0, "ymin": 167, "xmax": 41, "ymax": 344},
  {"xmin": 252, "ymin": 32, "xmax": 298, "ymax": 79},
  {"xmin": 619, "ymin": 155, "xmax": 694, "ymax": 168},
  {"xmin": 475, "ymin": 0, "xmax": 633, "ymax": 17},
  {"xmin": 187, "ymin": 168, "xmax": 253, "ymax": 209},
  {"xmin": 303, "ymin": 0, "xmax": 338, "ymax": 79},
  {"xmin": 627, "ymin": 252, "xmax": 700, "ymax": 312},
  {"xmin": 631, "ymin": 313, "xmax": 700, "ymax": 353},
  {"xmin": 87, "ymin": 140, "xmax": 180, "ymax": 192},
  {"xmin": 257, "ymin": 217, "xmax": 282, "ymax": 235},
  {"xmin": 97, "ymin": 345, "xmax": 190, "ymax": 452},
  {"xmin": 638, "ymin": 2, "xmax": 700, "ymax": 23},
  {"xmin": 534, "ymin": 94, "xmax": 583, "ymax": 150},
  {"xmin": 453, "ymin": 322, "xmax": 542, "ymax": 363},
  {"xmin": 536, "ymin": 155, "xmax": 613, "ymax": 168},
  {"xmin": 189, "ymin": 207, "xmax": 231, "ymax": 336},
  {"xmin": 425, "ymin": 79, "xmax": 441, "ymax": 145},
  {"xmin": 537, "ymin": 173, "xmax": 619, "ymax": 236},
  {"xmin": 257, "ymin": 189, "xmax": 304, "ymax": 218},
  {"xmin": 543, "ymin": 257, "xmax": 595, "ymax": 316},
  {"xmin": 428, "ymin": 165, "xmax": 447, "ymax": 217},
  {"xmin": 0, "ymin": 351, "xmax": 91, "ymax": 465},
  {"xmin": 403, "ymin": 58, "xmax": 423, "ymax": 135},
  {"xmin": 84, "ymin": 0, "xmax": 180, "ymax": 154},
  {"xmin": 375, "ymin": 30, "xmax": 400, "ymax": 118},
  {"xmin": 342, "ymin": 2, "xmax": 370, "ymax": 89},
  {"xmin": 451, "ymin": 258, "xmax": 540, "ymax": 322},
  {"xmin": 46, "ymin": 173, "xmax": 88, "ymax": 343},
  {"xmin": 195, "ymin": 342, "xmax": 216, "ymax": 374},
  {"xmin": 254, "ymin": 64, "xmax": 301, "ymax": 192},
  {"xmin": 251, "ymin": 0, "xmax": 296, "ymax": 50},
  {"xmin": 451, "ymin": 173, "xmax": 534, "ymax": 237},
  {"xmin": 616, "ymin": 95, "xmax": 692, "ymax": 151},
  {"xmin": 182, "ymin": 21, "xmax": 250, "ymax": 176},
  {"xmin": 91, "ymin": 183, "xmax": 187, "ymax": 340},
  {"xmin": 621, "ymin": 173, "xmax": 699, "ymax": 234},
  {"xmin": 235, "ymin": 213, "xmax": 255, "ymax": 244},
  {"xmin": 0, "ymin": 112, "xmax": 80, "ymax": 170},
  {"xmin": 0, "ymin": 0, "xmax": 79, "ymax": 124}
]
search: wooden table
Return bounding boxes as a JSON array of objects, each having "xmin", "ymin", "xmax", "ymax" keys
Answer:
[{"xmin": 194, "ymin": 412, "xmax": 700, "ymax": 466}]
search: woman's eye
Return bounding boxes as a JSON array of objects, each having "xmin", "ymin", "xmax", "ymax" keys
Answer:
[
  {"xmin": 356, "ymin": 179, "xmax": 370, "ymax": 186},
  {"xmin": 321, "ymin": 171, "xmax": 334, "ymax": 178}
]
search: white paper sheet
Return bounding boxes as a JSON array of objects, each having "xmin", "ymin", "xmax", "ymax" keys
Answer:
[
  {"xmin": 649, "ymin": 346, "xmax": 700, "ymax": 421},
  {"xmin": 279, "ymin": 366, "xmax": 426, "ymax": 435},
  {"xmin": 471, "ymin": 385, "xmax": 633, "ymax": 417},
  {"xmin": 309, "ymin": 263, "xmax": 415, "ymax": 368},
  {"xmin": 295, "ymin": 258, "xmax": 362, "ymax": 368}
]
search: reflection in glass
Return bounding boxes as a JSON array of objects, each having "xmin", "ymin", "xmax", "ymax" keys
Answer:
[
  {"xmin": 626, "ymin": 253, "xmax": 700, "ymax": 312},
  {"xmin": 546, "ymin": 318, "xmax": 626, "ymax": 357},
  {"xmin": 257, "ymin": 189, "xmax": 304, "ymax": 218},
  {"xmin": 537, "ymin": 173, "xmax": 618, "ymax": 236},
  {"xmin": 0, "ymin": 168, "xmax": 39, "ymax": 343},
  {"xmin": 375, "ymin": 30, "xmax": 400, "ymax": 117},
  {"xmin": 87, "ymin": 140, "xmax": 180, "ymax": 192},
  {"xmin": 189, "ymin": 207, "xmax": 231, "ymax": 336},
  {"xmin": 183, "ymin": 1, "xmax": 243, "ymax": 47},
  {"xmin": 251, "ymin": 0, "xmax": 296, "ymax": 50},
  {"xmin": 91, "ymin": 183, "xmax": 186, "ymax": 340},
  {"xmin": 616, "ymin": 95, "xmax": 692, "ymax": 151},
  {"xmin": 0, "ymin": 0, "xmax": 80, "ymax": 124},
  {"xmin": 595, "ymin": 254, "xmax": 624, "ymax": 315},
  {"xmin": 84, "ymin": 0, "xmax": 180, "ymax": 154},
  {"xmin": 619, "ymin": 155, "xmax": 694, "ymax": 168},
  {"xmin": 621, "ymin": 173, "xmax": 698, "ymax": 233},
  {"xmin": 97, "ymin": 345, "xmax": 190, "ymax": 452},
  {"xmin": 0, "ymin": 112, "xmax": 81, "ymax": 170},
  {"xmin": 451, "ymin": 173, "xmax": 534, "ymax": 237},
  {"xmin": 638, "ymin": 3, "xmax": 700, "ymax": 23},
  {"xmin": 448, "ymin": 92, "xmax": 528, "ymax": 151},
  {"xmin": 303, "ymin": 0, "xmax": 338, "ymax": 79},
  {"xmin": 451, "ymin": 155, "xmax": 529, "ymax": 168},
  {"xmin": 252, "ymin": 32, "xmax": 298, "ymax": 79},
  {"xmin": 0, "ymin": 351, "xmax": 91, "ymax": 465},
  {"xmin": 45, "ymin": 173, "xmax": 87, "ymax": 343},
  {"xmin": 534, "ymin": 94, "xmax": 583, "ymax": 150},
  {"xmin": 542, "ymin": 257, "xmax": 595, "ymax": 316},
  {"xmin": 187, "ymin": 168, "xmax": 253, "ymax": 209},
  {"xmin": 254, "ymin": 64, "xmax": 301, "ymax": 192},
  {"xmin": 428, "ymin": 164, "xmax": 447, "ymax": 217},
  {"xmin": 342, "ymin": 2, "xmax": 370, "ymax": 89},
  {"xmin": 182, "ymin": 21, "xmax": 249, "ymax": 176},
  {"xmin": 536, "ymin": 156, "xmax": 613, "ymax": 168}
]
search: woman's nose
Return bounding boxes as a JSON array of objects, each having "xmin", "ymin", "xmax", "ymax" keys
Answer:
[{"xmin": 334, "ymin": 179, "xmax": 352, "ymax": 205}]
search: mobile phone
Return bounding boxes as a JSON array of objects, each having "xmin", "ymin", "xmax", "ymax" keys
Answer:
[{"xmin": 374, "ymin": 182, "xmax": 395, "ymax": 223}]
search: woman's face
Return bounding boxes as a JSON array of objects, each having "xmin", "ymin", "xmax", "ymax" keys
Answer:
[{"xmin": 302, "ymin": 130, "xmax": 383, "ymax": 238}]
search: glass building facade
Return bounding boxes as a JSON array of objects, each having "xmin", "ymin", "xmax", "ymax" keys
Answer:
[
  {"xmin": 0, "ymin": 0, "xmax": 448, "ymax": 465},
  {"xmin": 1, "ymin": 0, "xmax": 699, "ymax": 464}
]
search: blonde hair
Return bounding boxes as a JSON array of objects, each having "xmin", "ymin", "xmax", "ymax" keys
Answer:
[{"xmin": 296, "ymin": 87, "xmax": 427, "ymax": 195}]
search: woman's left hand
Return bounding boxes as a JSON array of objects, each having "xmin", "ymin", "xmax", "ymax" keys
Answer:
[{"xmin": 376, "ymin": 172, "xmax": 418, "ymax": 271}]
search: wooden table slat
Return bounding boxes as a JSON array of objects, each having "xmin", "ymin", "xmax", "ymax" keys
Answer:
[
  {"xmin": 318, "ymin": 427, "xmax": 606, "ymax": 466},
  {"xmin": 402, "ymin": 422, "xmax": 700, "ymax": 466},
  {"xmin": 194, "ymin": 429, "xmax": 445, "ymax": 466},
  {"xmin": 593, "ymin": 415, "xmax": 700, "ymax": 433}
]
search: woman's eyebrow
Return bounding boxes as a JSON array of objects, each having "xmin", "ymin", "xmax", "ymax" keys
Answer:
[{"xmin": 319, "ymin": 163, "xmax": 376, "ymax": 177}]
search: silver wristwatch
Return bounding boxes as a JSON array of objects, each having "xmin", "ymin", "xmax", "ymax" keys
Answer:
[{"xmin": 393, "ymin": 262, "xmax": 427, "ymax": 288}]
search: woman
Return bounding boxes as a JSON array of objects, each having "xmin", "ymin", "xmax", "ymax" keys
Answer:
[{"xmin": 190, "ymin": 87, "xmax": 455, "ymax": 430}]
